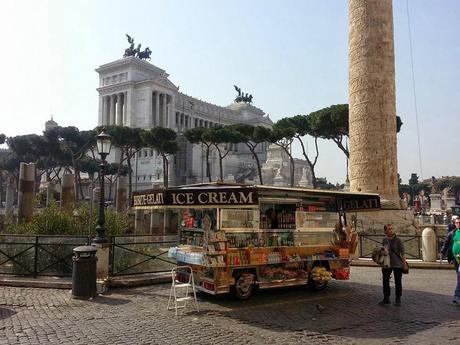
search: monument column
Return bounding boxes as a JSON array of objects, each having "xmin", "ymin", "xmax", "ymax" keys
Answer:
[
  {"xmin": 117, "ymin": 93, "xmax": 124, "ymax": 125},
  {"xmin": 168, "ymin": 95, "xmax": 175, "ymax": 129},
  {"xmin": 98, "ymin": 95, "xmax": 104, "ymax": 125},
  {"xmin": 110, "ymin": 94, "xmax": 117, "ymax": 125},
  {"xmin": 348, "ymin": 0, "xmax": 399, "ymax": 206},
  {"xmin": 161, "ymin": 93, "xmax": 167, "ymax": 127},
  {"xmin": 155, "ymin": 92, "xmax": 160, "ymax": 127}
]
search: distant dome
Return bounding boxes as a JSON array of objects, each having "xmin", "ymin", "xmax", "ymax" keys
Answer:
[{"xmin": 45, "ymin": 117, "xmax": 58, "ymax": 131}]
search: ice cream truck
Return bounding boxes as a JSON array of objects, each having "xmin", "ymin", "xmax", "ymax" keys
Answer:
[{"xmin": 132, "ymin": 183, "xmax": 380, "ymax": 300}]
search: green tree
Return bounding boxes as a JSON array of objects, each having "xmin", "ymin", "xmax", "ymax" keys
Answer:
[
  {"xmin": 52, "ymin": 126, "xmax": 96, "ymax": 199},
  {"xmin": 270, "ymin": 120, "xmax": 296, "ymax": 187},
  {"xmin": 228, "ymin": 124, "xmax": 271, "ymax": 185},
  {"xmin": 142, "ymin": 127, "xmax": 179, "ymax": 188},
  {"xmin": 103, "ymin": 126, "xmax": 143, "ymax": 201},
  {"xmin": 204, "ymin": 126, "xmax": 243, "ymax": 182},
  {"xmin": 309, "ymin": 104, "xmax": 403, "ymax": 158},
  {"xmin": 184, "ymin": 127, "xmax": 214, "ymax": 182},
  {"xmin": 289, "ymin": 115, "xmax": 320, "ymax": 188}
]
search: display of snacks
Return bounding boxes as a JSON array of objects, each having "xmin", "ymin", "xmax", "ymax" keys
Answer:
[{"xmin": 259, "ymin": 266, "xmax": 308, "ymax": 280}]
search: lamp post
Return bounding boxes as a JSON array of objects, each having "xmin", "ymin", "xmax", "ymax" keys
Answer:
[{"xmin": 93, "ymin": 127, "xmax": 112, "ymax": 244}]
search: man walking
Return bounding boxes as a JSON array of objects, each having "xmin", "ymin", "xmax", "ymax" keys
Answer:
[
  {"xmin": 379, "ymin": 224, "xmax": 406, "ymax": 307},
  {"xmin": 440, "ymin": 217, "xmax": 460, "ymax": 304}
]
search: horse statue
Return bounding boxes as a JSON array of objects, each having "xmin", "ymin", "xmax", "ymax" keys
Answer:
[
  {"xmin": 123, "ymin": 34, "xmax": 137, "ymax": 57},
  {"xmin": 137, "ymin": 47, "xmax": 152, "ymax": 60},
  {"xmin": 234, "ymin": 85, "xmax": 243, "ymax": 102}
]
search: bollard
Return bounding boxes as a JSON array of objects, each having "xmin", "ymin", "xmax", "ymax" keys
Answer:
[{"xmin": 421, "ymin": 227, "xmax": 437, "ymax": 262}]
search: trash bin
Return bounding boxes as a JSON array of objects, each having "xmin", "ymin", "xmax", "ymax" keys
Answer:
[{"xmin": 72, "ymin": 246, "xmax": 97, "ymax": 299}]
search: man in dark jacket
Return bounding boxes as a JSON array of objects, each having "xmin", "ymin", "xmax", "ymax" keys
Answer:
[
  {"xmin": 440, "ymin": 218, "xmax": 460, "ymax": 304},
  {"xmin": 379, "ymin": 224, "xmax": 406, "ymax": 307}
]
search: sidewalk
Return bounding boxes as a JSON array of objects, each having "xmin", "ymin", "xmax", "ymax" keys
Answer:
[
  {"xmin": 351, "ymin": 258, "xmax": 454, "ymax": 270},
  {"xmin": 0, "ymin": 259, "xmax": 454, "ymax": 290}
]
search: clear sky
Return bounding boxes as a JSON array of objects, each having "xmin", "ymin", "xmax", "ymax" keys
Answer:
[{"xmin": 0, "ymin": 0, "xmax": 459, "ymax": 185}]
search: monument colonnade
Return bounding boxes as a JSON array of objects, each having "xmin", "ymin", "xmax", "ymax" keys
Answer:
[{"xmin": 100, "ymin": 90, "xmax": 174, "ymax": 128}]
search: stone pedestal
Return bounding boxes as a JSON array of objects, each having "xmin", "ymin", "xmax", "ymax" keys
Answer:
[
  {"xmin": 446, "ymin": 197, "xmax": 456, "ymax": 210},
  {"xmin": 353, "ymin": 209, "xmax": 417, "ymax": 234},
  {"xmin": 430, "ymin": 193, "xmax": 441, "ymax": 211}
]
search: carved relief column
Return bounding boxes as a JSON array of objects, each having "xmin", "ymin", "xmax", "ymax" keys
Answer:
[
  {"xmin": 348, "ymin": 0, "xmax": 399, "ymax": 204},
  {"xmin": 110, "ymin": 94, "xmax": 117, "ymax": 125}
]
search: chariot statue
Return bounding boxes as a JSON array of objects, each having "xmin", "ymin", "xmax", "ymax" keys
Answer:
[
  {"xmin": 123, "ymin": 34, "xmax": 152, "ymax": 60},
  {"xmin": 233, "ymin": 85, "xmax": 253, "ymax": 104}
]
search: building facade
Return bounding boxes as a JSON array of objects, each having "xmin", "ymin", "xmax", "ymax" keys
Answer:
[{"xmin": 96, "ymin": 57, "xmax": 273, "ymax": 189}]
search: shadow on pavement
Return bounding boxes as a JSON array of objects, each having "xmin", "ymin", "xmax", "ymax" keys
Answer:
[
  {"xmin": 192, "ymin": 280, "xmax": 459, "ymax": 341},
  {"xmin": 0, "ymin": 307, "xmax": 17, "ymax": 320},
  {"xmin": 87, "ymin": 294, "xmax": 131, "ymax": 306}
]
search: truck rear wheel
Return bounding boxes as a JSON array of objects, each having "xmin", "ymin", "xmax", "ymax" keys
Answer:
[
  {"xmin": 308, "ymin": 278, "xmax": 328, "ymax": 291},
  {"xmin": 231, "ymin": 273, "xmax": 254, "ymax": 300}
]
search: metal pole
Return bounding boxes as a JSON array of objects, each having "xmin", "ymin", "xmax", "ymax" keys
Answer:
[{"xmin": 93, "ymin": 156, "xmax": 108, "ymax": 244}]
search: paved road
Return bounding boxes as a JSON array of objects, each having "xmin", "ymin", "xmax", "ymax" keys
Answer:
[{"xmin": 0, "ymin": 267, "xmax": 459, "ymax": 345}]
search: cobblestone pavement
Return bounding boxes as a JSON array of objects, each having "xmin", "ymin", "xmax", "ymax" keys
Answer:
[{"xmin": 1, "ymin": 267, "xmax": 459, "ymax": 345}]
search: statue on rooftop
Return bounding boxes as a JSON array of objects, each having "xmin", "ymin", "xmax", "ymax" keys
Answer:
[
  {"xmin": 123, "ymin": 34, "xmax": 137, "ymax": 57},
  {"xmin": 233, "ymin": 85, "xmax": 253, "ymax": 104}
]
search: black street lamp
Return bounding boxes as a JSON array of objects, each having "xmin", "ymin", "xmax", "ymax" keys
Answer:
[{"xmin": 93, "ymin": 127, "xmax": 112, "ymax": 244}]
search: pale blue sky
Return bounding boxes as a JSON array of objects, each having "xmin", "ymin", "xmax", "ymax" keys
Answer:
[{"xmin": 0, "ymin": 0, "xmax": 459, "ymax": 184}]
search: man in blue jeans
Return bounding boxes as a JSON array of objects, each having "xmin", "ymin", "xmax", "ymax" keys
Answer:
[
  {"xmin": 440, "ymin": 218, "xmax": 460, "ymax": 304},
  {"xmin": 379, "ymin": 224, "xmax": 406, "ymax": 307}
]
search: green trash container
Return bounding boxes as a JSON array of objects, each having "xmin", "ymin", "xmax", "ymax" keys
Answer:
[{"xmin": 72, "ymin": 246, "xmax": 97, "ymax": 299}]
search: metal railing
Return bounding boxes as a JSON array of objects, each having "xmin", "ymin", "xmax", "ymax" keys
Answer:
[
  {"xmin": 359, "ymin": 234, "xmax": 447, "ymax": 260},
  {"xmin": 0, "ymin": 235, "xmax": 91, "ymax": 277},
  {"xmin": 110, "ymin": 235, "xmax": 178, "ymax": 276}
]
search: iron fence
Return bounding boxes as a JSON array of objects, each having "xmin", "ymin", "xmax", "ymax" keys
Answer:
[
  {"xmin": 110, "ymin": 235, "xmax": 178, "ymax": 276},
  {"xmin": 0, "ymin": 235, "xmax": 91, "ymax": 277},
  {"xmin": 359, "ymin": 233, "xmax": 448, "ymax": 260}
]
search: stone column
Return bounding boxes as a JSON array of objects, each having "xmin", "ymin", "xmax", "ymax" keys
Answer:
[
  {"xmin": 105, "ymin": 96, "xmax": 111, "ymax": 125},
  {"xmin": 5, "ymin": 175, "xmax": 15, "ymax": 220},
  {"xmin": 135, "ymin": 209, "xmax": 145, "ymax": 234},
  {"xmin": 167, "ymin": 95, "xmax": 175, "ymax": 129},
  {"xmin": 117, "ymin": 93, "xmax": 124, "ymax": 126},
  {"xmin": 17, "ymin": 163, "xmax": 35, "ymax": 223},
  {"xmin": 348, "ymin": 0, "xmax": 399, "ymax": 205},
  {"xmin": 155, "ymin": 92, "xmax": 160, "ymax": 127},
  {"xmin": 161, "ymin": 94, "xmax": 167, "ymax": 127},
  {"xmin": 61, "ymin": 173, "xmax": 75, "ymax": 211},
  {"xmin": 115, "ymin": 176, "xmax": 128, "ymax": 212},
  {"xmin": 150, "ymin": 210, "xmax": 160, "ymax": 235},
  {"xmin": 98, "ymin": 95, "xmax": 104, "ymax": 126},
  {"xmin": 147, "ymin": 90, "xmax": 153, "ymax": 127},
  {"xmin": 45, "ymin": 181, "xmax": 54, "ymax": 207},
  {"xmin": 109, "ymin": 95, "xmax": 117, "ymax": 125}
]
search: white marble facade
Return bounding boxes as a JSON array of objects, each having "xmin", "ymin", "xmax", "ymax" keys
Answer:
[{"xmin": 96, "ymin": 57, "xmax": 273, "ymax": 189}]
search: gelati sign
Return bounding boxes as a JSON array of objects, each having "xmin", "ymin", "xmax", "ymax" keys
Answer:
[
  {"xmin": 339, "ymin": 195, "xmax": 381, "ymax": 211},
  {"xmin": 132, "ymin": 188, "xmax": 258, "ymax": 207}
]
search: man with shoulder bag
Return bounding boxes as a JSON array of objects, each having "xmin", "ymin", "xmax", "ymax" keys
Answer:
[
  {"xmin": 439, "ymin": 217, "xmax": 460, "ymax": 304},
  {"xmin": 378, "ymin": 224, "xmax": 406, "ymax": 307}
]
